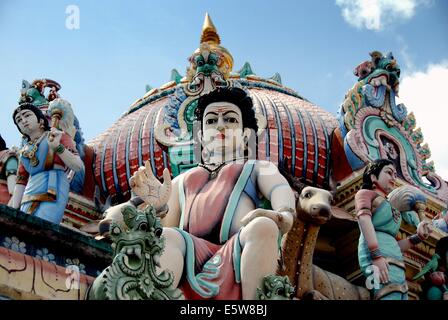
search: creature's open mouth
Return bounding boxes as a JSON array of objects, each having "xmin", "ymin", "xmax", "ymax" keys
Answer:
[
  {"xmin": 116, "ymin": 241, "xmax": 145, "ymax": 271},
  {"xmin": 369, "ymin": 72, "xmax": 400, "ymax": 95},
  {"xmin": 369, "ymin": 74, "xmax": 389, "ymax": 88}
]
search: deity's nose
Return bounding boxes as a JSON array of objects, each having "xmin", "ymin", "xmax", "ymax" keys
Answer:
[{"xmin": 216, "ymin": 115, "xmax": 225, "ymax": 131}]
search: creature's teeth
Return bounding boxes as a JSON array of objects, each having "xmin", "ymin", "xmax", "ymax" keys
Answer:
[
  {"xmin": 135, "ymin": 247, "xmax": 142, "ymax": 259},
  {"xmin": 121, "ymin": 247, "xmax": 127, "ymax": 254},
  {"xmin": 127, "ymin": 248, "xmax": 134, "ymax": 255}
]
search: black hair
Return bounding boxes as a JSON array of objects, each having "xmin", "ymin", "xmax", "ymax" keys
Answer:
[
  {"xmin": 195, "ymin": 87, "xmax": 258, "ymax": 133},
  {"xmin": 0, "ymin": 134, "xmax": 6, "ymax": 151},
  {"xmin": 361, "ymin": 158, "xmax": 395, "ymax": 190},
  {"xmin": 12, "ymin": 103, "xmax": 50, "ymax": 141}
]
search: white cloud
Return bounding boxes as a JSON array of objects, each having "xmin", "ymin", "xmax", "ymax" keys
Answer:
[
  {"xmin": 397, "ymin": 62, "xmax": 448, "ymax": 180},
  {"xmin": 336, "ymin": 0, "xmax": 430, "ymax": 31}
]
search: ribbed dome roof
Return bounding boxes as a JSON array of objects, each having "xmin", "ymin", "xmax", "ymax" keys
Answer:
[{"xmin": 88, "ymin": 82, "xmax": 338, "ymax": 202}]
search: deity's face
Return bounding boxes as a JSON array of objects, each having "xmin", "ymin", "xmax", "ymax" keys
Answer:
[
  {"xmin": 371, "ymin": 164, "xmax": 397, "ymax": 194},
  {"xmin": 14, "ymin": 109, "xmax": 40, "ymax": 137},
  {"xmin": 201, "ymin": 102, "xmax": 245, "ymax": 159}
]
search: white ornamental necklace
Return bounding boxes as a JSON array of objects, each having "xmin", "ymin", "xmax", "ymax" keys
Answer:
[{"xmin": 198, "ymin": 156, "xmax": 247, "ymax": 179}]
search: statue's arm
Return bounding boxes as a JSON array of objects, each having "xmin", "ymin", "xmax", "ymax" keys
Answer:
[
  {"xmin": 10, "ymin": 161, "xmax": 28, "ymax": 209},
  {"xmin": 55, "ymin": 132, "xmax": 84, "ymax": 172},
  {"xmin": 356, "ymin": 190, "xmax": 391, "ymax": 284},
  {"xmin": 355, "ymin": 190, "xmax": 379, "ymax": 250},
  {"xmin": 246, "ymin": 161, "xmax": 296, "ymax": 234},
  {"xmin": 5, "ymin": 156, "xmax": 18, "ymax": 195},
  {"xmin": 256, "ymin": 161, "xmax": 296, "ymax": 213},
  {"xmin": 161, "ymin": 174, "xmax": 181, "ymax": 228}
]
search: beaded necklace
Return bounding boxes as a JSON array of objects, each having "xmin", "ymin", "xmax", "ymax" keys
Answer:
[
  {"xmin": 21, "ymin": 132, "xmax": 47, "ymax": 167},
  {"xmin": 198, "ymin": 156, "xmax": 247, "ymax": 179}
]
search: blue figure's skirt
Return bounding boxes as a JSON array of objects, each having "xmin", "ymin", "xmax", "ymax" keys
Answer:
[{"xmin": 20, "ymin": 169, "xmax": 69, "ymax": 224}]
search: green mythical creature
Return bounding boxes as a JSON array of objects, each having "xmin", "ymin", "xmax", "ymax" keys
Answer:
[
  {"xmin": 413, "ymin": 254, "xmax": 441, "ymax": 281},
  {"xmin": 185, "ymin": 14, "xmax": 232, "ymax": 95},
  {"xmin": 340, "ymin": 51, "xmax": 403, "ymax": 131},
  {"xmin": 256, "ymin": 275, "xmax": 295, "ymax": 300},
  {"xmin": 87, "ymin": 205, "xmax": 184, "ymax": 300}
]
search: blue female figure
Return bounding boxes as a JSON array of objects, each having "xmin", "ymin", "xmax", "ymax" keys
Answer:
[{"xmin": 11, "ymin": 103, "xmax": 84, "ymax": 224}]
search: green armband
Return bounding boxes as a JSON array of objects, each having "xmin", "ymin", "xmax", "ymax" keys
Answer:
[{"xmin": 55, "ymin": 144, "xmax": 65, "ymax": 154}]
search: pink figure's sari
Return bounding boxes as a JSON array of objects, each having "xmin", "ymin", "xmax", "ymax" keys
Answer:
[{"xmin": 174, "ymin": 160, "xmax": 257, "ymax": 300}]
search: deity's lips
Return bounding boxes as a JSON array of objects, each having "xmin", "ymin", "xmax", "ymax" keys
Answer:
[{"xmin": 215, "ymin": 132, "xmax": 226, "ymax": 140}]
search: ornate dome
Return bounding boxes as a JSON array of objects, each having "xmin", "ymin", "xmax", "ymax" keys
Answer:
[
  {"xmin": 87, "ymin": 15, "xmax": 339, "ymax": 204},
  {"xmin": 89, "ymin": 82, "xmax": 338, "ymax": 203}
]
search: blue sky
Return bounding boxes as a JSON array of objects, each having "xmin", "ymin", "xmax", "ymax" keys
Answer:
[{"xmin": 1, "ymin": 0, "xmax": 447, "ymax": 177}]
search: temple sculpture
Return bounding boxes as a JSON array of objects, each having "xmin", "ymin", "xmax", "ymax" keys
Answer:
[{"xmin": 0, "ymin": 14, "xmax": 446, "ymax": 300}]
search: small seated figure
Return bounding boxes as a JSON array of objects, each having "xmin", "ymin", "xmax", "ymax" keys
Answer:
[
  {"xmin": 10, "ymin": 103, "xmax": 84, "ymax": 224},
  {"xmin": 130, "ymin": 87, "xmax": 296, "ymax": 299},
  {"xmin": 355, "ymin": 159, "xmax": 431, "ymax": 300},
  {"xmin": 0, "ymin": 135, "xmax": 18, "ymax": 206},
  {"xmin": 432, "ymin": 210, "xmax": 448, "ymax": 233}
]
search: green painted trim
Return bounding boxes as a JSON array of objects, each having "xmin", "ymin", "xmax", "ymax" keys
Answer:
[
  {"xmin": 363, "ymin": 116, "xmax": 435, "ymax": 192},
  {"xmin": 219, "ymin": 161, "xmax": 256, "ymax": 244},
  {"xmin": 233, "ymin": 230, "xmax": 242, "ymax": 284},
  {"xmin": 174, "ymin": 228, "xmax": 219, "ymax": 298}
]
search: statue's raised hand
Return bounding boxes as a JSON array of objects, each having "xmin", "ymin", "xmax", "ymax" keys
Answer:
[
  {"xmin": 47, "ymin": 128, "xmax": 63, "ymax": 150},
  {"xmin": 129, "ymin": 160, "xmax": 172, "ymax": 210}
]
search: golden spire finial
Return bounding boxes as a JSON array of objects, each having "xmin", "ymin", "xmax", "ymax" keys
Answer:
[{"xmin": 200, "ymin": 13, "xmax": 220, "ymax": 45}]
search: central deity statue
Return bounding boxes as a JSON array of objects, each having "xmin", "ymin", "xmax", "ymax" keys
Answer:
[{"xmin": 130, "ymin": 86, "xmax": 296, "ymax": 299}]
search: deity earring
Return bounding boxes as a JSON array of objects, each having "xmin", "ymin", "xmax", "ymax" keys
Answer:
[{"xmin": 243, "ymin": 135, "xmax": 249, "ymax": 149}]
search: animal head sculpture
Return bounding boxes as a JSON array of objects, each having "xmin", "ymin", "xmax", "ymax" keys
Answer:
[
  {"xmin": 88, "ymin": 205, "xmax": 183, "ymax": 300},
  {"xmin": 297, "ymin": 186, "xmax": 333, "ymax": 225},
  {"xmin": 109, "ymin": 205, "xmax": 165, "ymax": 272},
  {"xmin": 185, "ymin": 13, "xmax": 232, "ymax": 95},
  {"xmin": 256, "ymin": 275, "xmax": 295, "ymax": 300}
]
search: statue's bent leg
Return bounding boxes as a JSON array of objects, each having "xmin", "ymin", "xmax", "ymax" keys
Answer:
[
  {"xmin": 240, "ymin": 217, "xmax": 279, "ymax": 300},
  {"xmin": 159, "ymin": 227, "xmax": 186, "ymax": 288}
]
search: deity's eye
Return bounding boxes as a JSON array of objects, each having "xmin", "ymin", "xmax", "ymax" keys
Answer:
[
  {"xmin": 206, "ymin": 118, "xmax": 217, "ymax": 125},
  {"xmin": 225, "ymin": 117, "xmax": 238, "ymax": 124}
]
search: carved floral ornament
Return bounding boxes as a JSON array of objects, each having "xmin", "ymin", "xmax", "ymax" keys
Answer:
[{"xmin": 338, "ymin": 51, "xmax": 448, "ymax": 202}]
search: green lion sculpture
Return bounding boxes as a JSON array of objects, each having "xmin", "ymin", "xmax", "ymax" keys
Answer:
[{"xmin": 87, "ymin": 205, "xmax": 184, "ymax": 300}]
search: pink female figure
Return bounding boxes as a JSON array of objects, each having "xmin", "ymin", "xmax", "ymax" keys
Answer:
[{"xmin": 356, "ymin": 159, "xmax": 431, "ymax": 299}]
